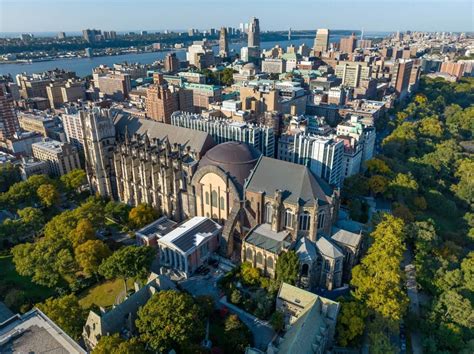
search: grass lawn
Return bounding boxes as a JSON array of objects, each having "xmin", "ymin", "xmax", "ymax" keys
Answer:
[
  {"xmin": 78, "ymin": 278, "xmax": 135, "ymax": 310},
  {"xmin": 0, "ymin": 255, "xmax": 55, "ymax": 302}
]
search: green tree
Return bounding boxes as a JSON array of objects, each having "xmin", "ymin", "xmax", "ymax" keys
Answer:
[
  {"xmin": 388, "ymin": 173, "xmax": 418, "ymax": 202},
  {"xmin": 60, "ymin": 169, "xmax": 87, "ymax": 192},
  {"xmin": 270, "ymin": 310, "xmax": 285, "ymax": 332},
  {"xmin": 219, "ymin": 67, "xmax": 236, "ymax": 85},
  {"xmin": 336, "ymin": 300, "xmax": 368, "ymax": 347},
  {"xmin": 275, "ymin": 250, "xmax": 300, "ymax": 285},
  {"xmin": 99, "ymin": 246, "xmax": 155, "ymax": 291},
  {"xmin": 223, "ymin": 314, "xmax": 252, "ymax": 353},
  {"xmin": 17, "ymin": 207, "xmax": 44, "ymax": 234},
  {"xmin": 37, "ymin": 294, "xmax": 86, "ymax": 340},
  {"xmin": 128, "ymin": 203, "xmax": 158, "ymax": 229},
  {"xmin": 433, "ymin": 290, "xmax": 474, "ymax": 328},
  {"xmin": 230, "ymin": 289, "xmax": 242, "ymax": 304},
  {"xmin": 105, "ymin": 201, "xmax": 131, "ymax": 224},
  {"xmin": 452, "ymin": 158, "xmax": 474, "ymax": 205},
  {"xmin": 12, "ymin": 237, "xmax": 72, "ymax": 287},
  {"xmin": 368, "ymin": 175, "xmax": 389, "ymax": 195},
  {"xmin": 75, "ymin": 239, "xmax": 111, "ymax": 277},
  {"xmin": 342, "ymin": 174, "xmax": 369, "ymax": 199},
  {"xmin": 240, "ymin": 262, "xmax": 261, "ymax": 286},
  {"xmin": 366, "ymin": 158, "xmax": 392, "ymax": 176},
  {"xmin": 69, "ymin": 218, "xmax": 96, "ymax": 248},
  {"xmin": 0, "ymin": 162, "xmax": 20, "ymax": 192},
  {"xmin": 93, "ymin": 334, "xmax": 145, "ymax": 354},
  {"xmin": 136, "ymin": 290, "xmax": 204, "ymax": 352},
  {"xmin": 37, "ymin": 183, "xmax": 60, "ymax": 208},
  {"xmin": 351, "ymin": 215, "xmax": 408, "ymax": 322}
]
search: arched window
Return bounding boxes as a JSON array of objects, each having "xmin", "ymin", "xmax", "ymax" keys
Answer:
[
  {"xmin": 256, "ymin": 252, "xmax": 263, "ymax": 265},
  {"xmin": 284, "ymin": 209, "xmax": 293, "ymax": 228},
  {"xmin": 205, "ymin": 191, "xmax": 209, "ymax": 205},
  {"xmin": 301, "ymin": 263, "xmax": 309, "ymax": 277},
  {"xmin": 298, "ymin": 211, "xmax": 311, "ymax": 231},
  {"xmin": 246, "ymin": 248, "xmax": 253, "ymax": 261},
  {"xmin": 267, "ymin": 257, "xmax": 274, "ymax": 269},
  {"xmin": 317, "ymin": 211, "xmax": 325, "ymax": 230},
  {"xmin": 264, "ymin": 203, "xmax": 273, "ymax": 224},
  {"xmin": 211, "ymin": 190, "xmax": 218, "ymax": 207},
  {"xmin": 220, "ymin": 196, "xmax": 225, "ymax": 210}
]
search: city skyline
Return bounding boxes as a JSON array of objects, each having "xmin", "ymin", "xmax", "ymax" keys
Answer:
[{"xmin": 0, "ymin": 0, "xmax": 472, "ymax": 33}]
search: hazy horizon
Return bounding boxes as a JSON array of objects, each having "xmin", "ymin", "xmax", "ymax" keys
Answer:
[{"xmin": 0, "ymin": 0, "xmax": 472, "ymax": 33}]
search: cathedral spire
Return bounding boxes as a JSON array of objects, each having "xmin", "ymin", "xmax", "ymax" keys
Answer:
[{"xmin": 124, "ymin": 125, "xmax": 130, "ymax": 145}]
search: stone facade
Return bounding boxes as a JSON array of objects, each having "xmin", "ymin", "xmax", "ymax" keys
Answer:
[{"xmin": 113, "ymin": 133, "xmax": 199, "ymax": 221}]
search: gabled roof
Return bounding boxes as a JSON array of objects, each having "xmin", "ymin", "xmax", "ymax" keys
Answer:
[
  {"xmin": 331, "ymin": 227, "xmax": 362, "ymax": 249},
  {"xmin": 113, "ymin": 112, "xmax": 215, "ymax": 156},
  {"xmin": 316, "ymin": 237, "xmax": 343, "ymax": 259},
  {"xmin": 245, "ymin": 157, "xmax": 333, "ymax": 207},
  {"xmin": 275, "ymin": 283, "xmax": 340, "ymax": 354},
  {"xmin": 159, "ymin": 217, "xmax": 221, "ymax": 254},
  {"xmin": 294, "ymin": 237, "xmax": 318, "ymax": 263},
  {"xmin": 91, "ymin": 275, "xmax": 176, "ymax": 337},
  {"xmin": 244, "ymin": 224, "xmax": 291, "ymax": 254}
]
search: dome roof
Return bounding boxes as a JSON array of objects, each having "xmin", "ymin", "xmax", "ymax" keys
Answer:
[
  {"xmin": 243, "ymin": 62, "xmax": 257, "ymax": 70},
  {"xmin": 199, "ymin": 141, "xmax": 261, "ymax": 191}
]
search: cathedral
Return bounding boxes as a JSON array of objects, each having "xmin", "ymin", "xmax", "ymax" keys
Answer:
[{"xmin": 83, "ymin": 108, "xmax": 361, "ymax": 290}]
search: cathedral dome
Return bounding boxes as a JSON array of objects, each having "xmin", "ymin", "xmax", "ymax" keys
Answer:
[
  {"xmin": 242, "ymin": 62, "xmax": 257, "ymax": 71},
  {"xmin": 199, "ymin": 141, "xmax": 261, "ymax": 190}
]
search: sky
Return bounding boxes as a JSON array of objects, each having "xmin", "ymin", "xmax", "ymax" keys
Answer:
[{"xmin": 0, "ymin": 0, "xmax": 473, "ymax": 33}]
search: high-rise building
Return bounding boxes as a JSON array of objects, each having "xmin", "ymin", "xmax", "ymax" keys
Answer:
[
  {"xmin": 93, "ymin": 72, "xmax": 131, "ymax": 101},
  {"xmin": 277, "ymin": 133, "xmax": 344, "ymax": 187},
  {"xmin": 146, "ymin": 73, "xmax": 194, "ymax": 123},
  {"xmin": 313, "ymin": 29, "xmax": 330, "ymax": 53},
  {"xmin": 0, "ymin": 86, "xmax": 20, "ymax": 141},
  {"xmin": 391, "ymin": 59, "xmax": 413, "ymax": 99},
  {"xmin": 146, "ymin": 74, "xmax": 178, "ymax": 124},
  {"xmin": 171, "ymin": 112, "xmax": 275, "ymax": 157},
  {"xmin": 31, "ymin": 139, "xmax": 81, "ymax": 176},
  {"xmin": 164, "ymin": 53, "xmax": 180, "ymax": 73},
  {"xmin": 82, "ymin": 29, "xmax": 101, "ymax": 43},
  {"xmin": 248, "ymin": 17, "xmax": 260, "ymax": 48},
  {"xmin": 219, "ymin": 27, "xmax": 229, "ymax": 58},
  {"xmin": 57, "ymin": 32, "xmax": 66, "ymax": 40},
  {"xmin": 186, "ymin": 40, "xmax": 215, "ymax": 69},
  {"xmin": 335, "ymin": 62, "xmax": 371, "ymax": 88},
  {"xmin": 46, "ymin": 80, "xmax": 85, "ymax": 108},
  {"xmin": 339, "ymin": 34, "xmax": 357, "ymax": 54},
  {"xmin": 62, "ymin": 108, "xmax": 85, "ymax": 150}
]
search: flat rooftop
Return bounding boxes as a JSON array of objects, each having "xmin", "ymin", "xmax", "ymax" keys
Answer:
[
  {"xmin": 159, "ymin": 217, "xmax": 221, "ymax": 253},
  {"xmin": 0, "ymin": 308, "xmax": 85, "ymax": 354}
]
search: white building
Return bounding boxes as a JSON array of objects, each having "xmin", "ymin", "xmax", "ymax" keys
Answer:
[
  {"xmin": 171, "ymin": 112, "xmax": 275, "ymax": 157},
  {"xmin": 336, "ymin": 115, "xmax": 376, "ymax": 176},
  {"xmin": 157, "ymin": 217, "xmax": 222, "ymax": 277},
  {"xmin": 62, "ymin": 108, "xmax": 84, "ymax": 150},
  {"xmin": 278, "ymin": 133, "xmax": 344, "ymax": 187}
]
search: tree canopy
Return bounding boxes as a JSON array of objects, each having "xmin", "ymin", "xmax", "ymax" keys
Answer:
[
  {"xmin": 275, "ymin": 250, "xmax": 300, "ymax": 285},
  {"xmin": 99, "ymin": 246, "xmax": 155, "ymax": 281},
  {"xmin": 36, "ymin": 294, "xmax": 86, "ymax": 340},
  {"xmin": 135, "ymin": 290, "xmax": 205, "ymax": 352}
]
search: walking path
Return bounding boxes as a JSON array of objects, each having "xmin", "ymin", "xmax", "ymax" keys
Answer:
[
  {"xmin": 219, "ymin": 297, "xmax": 275, "ymax": 350},
  {"xmin": 403, "ymin": 247, "xmax": 423, "ymax": 354}
]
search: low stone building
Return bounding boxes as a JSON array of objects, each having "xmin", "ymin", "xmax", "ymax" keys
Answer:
[
  {"xmin": 82, "ymin": 274, "xmax": 175, "ymax": 351},
  {"xmin": 268, "ymin": 282, "xmax": 340, "ymax": 354}
]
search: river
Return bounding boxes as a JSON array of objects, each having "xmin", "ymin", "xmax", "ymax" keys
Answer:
[{"xmin": 0, "ymin": 33, "xmax": 389, "ymax": 77}]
